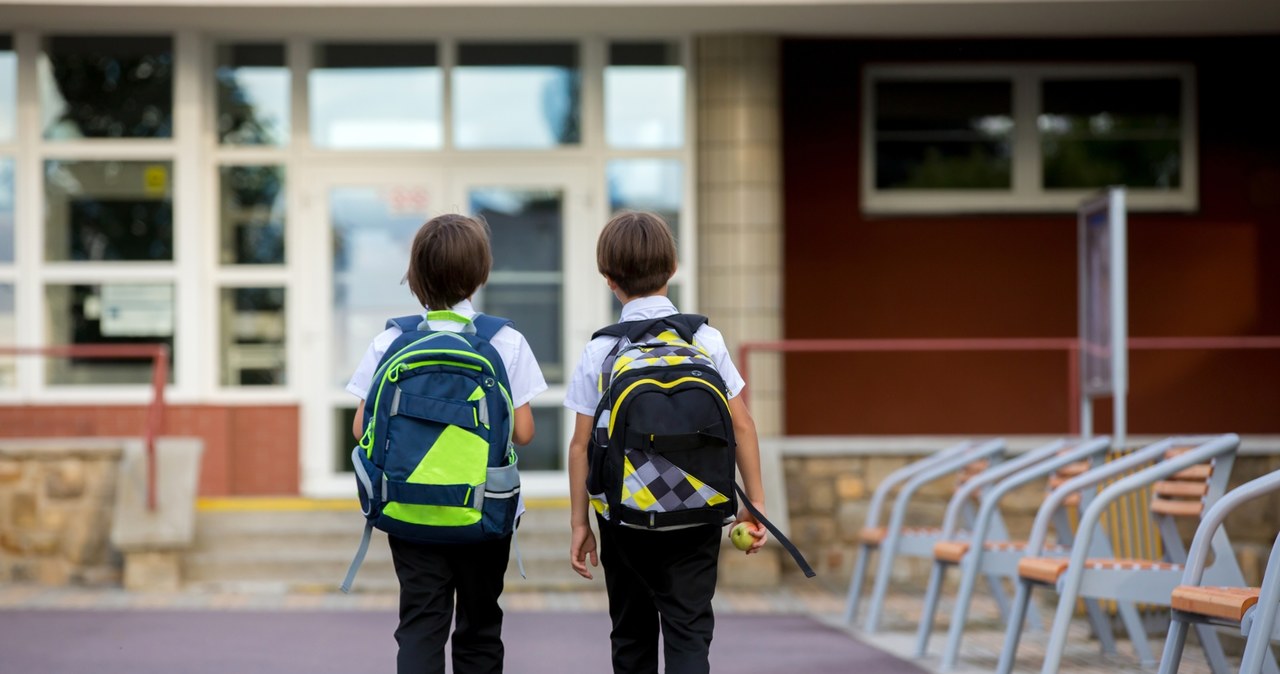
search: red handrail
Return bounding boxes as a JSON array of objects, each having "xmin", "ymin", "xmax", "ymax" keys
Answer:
[
  {"xmin": 738, "ymin": 336, "xmax": 1280, "ymax": 435},
  {"xmin": 0, "ymin": 344, "xmax": 169, "ymax": 511}
]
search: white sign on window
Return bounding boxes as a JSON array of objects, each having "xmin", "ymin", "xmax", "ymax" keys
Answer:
[{"xmin": 100, "ymin": 284, "xmax": 174, "ymax": 337}]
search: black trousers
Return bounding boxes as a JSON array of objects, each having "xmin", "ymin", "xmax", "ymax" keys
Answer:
[
  {"xmin": 598, "ymin": 520, "xmax": 721, "ymax": 674},
  {"xmin": 388, "ymin": 534, "xmax": 512, "ymax": 674}
]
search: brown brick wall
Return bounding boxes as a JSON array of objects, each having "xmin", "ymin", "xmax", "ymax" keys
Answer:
[{"xmin": 0, "ymin": 405, "xmax": 299, "ymax": 496}]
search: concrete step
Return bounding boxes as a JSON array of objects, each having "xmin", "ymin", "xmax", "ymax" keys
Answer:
[{"xmin": 184, "ymin": 503, "xmax": 587, "ymax": 592}]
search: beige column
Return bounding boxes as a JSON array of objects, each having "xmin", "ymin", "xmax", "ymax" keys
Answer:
[{"xmin": 695, "ymin": 35, "xmax": 784, "ymax": 437}]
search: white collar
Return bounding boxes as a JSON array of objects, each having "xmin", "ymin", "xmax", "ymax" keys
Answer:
[
  {"xmin": 424, "ymin": 299, "xmax": 477, "ymax": 330},
  {"xmin": 619, "ymin": 295, "xmax": 678, "ymax": 322}
]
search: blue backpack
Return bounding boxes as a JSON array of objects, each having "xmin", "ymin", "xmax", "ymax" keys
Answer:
[{"xmin": 341, "ymin": 311, "xmax": 520, "ymax": 592}]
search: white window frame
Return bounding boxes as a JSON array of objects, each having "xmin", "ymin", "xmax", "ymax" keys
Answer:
[{"xmin": 861, "ymin": 63, "xmax": 1198, "ymax": 215}]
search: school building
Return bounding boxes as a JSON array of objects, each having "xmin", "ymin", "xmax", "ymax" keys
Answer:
[{"xmin": 0, "ymin": 0, "xmax": 1277, "ymax": 512}]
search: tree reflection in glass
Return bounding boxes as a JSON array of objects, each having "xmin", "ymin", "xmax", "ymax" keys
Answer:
[{"xmin": 40, "ymin": 36, "xmax": 173, "ymax": 140}]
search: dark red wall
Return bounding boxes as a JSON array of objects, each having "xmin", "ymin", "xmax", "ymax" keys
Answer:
[{"xmin": 782, "ymin": 37, "xmax": 1280, "ymax": 435}]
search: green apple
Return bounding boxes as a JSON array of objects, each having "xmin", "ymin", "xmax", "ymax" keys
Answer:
[{"xmin": 730, "ymin": 523, "xmax": 755, "ymax": 551}]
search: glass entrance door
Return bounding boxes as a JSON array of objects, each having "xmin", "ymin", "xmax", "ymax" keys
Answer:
[
  {"xmin": 299, "ymin": 164, "xmax": 601, "ymax": 497},
  {"xmin": 299, "ymin": 166, "xmax": 443, "ymax": 496},
  {"xmin": 451, "ymin": 166, "xmax": 600, "ymax": 497}
]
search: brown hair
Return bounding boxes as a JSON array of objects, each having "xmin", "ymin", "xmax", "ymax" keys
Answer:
[
  {"xmin": 596, "ymin": 211, "xmax": 677, "ymax": 298},
  {"xmin": 405, "ymin": 213, "xmax": 492, "ymax": 310}
]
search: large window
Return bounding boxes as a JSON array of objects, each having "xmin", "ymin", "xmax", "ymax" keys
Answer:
[
  {"xmin": 40, "ymin": 36, "xmax": 174, "ymax": 140},
  {"xmin": 862, "ymin": 65, "xmax": 1196, "ymax": 213},
  {"xmin": 311, "ymin": 43, "xmax": 441, "ymax": 150},
  {"xmin": 453, "ymin": 43, "xmax": 579, "ymax": 149}
]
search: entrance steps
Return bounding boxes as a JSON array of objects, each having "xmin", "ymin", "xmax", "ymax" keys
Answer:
[{"xmin": 184, "ymin": 499, "xmax": 603, "ymax": 593}]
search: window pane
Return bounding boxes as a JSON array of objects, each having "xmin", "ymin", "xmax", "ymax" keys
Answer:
[
  {"xmin": 517, "ymin": 407, "xmax": 564, "ymax": 471},
  {"xmin": 1040, "ymin": 78, "xmax": 1182, "ymax": 189},
  {"xmin": 219, "ymin": 165, "xmax": 285, "ymax": 265},
  {"xmin": 216, "ymin": 43, "xmax": 289, "ymax": 146},
  {"xmin": 334, "ymin": 406, "xmax": 357, "ymax": 474},
  {"xmin": 329, "ymin": 185, "xmax": 427, "ymax": 386},
  {"xmin": 0, "ymin": 157, "xmax": 12, "ymax": 263},
  {"xmin": 472, "ymin": 188, "xmax": 562, "ymax": 273},
  {"xmin": 469, "ymin": 186, "xmax": 564, "ymax": 383},
  {"xmin": 608, "ymin": 159, "xmax": 683, "ymax": 243},
  {"xmin": 454, "ymin": 43, "xmax": 580, "ymax": 149},
  {"xmin": 40, "ymin": 36, "xmax": 173, "ymax": 140},
  {"xmin": 481, "ymin": 283, "xmax": 562, "ymax": 383},
  {"xmin": 45, "ymin": 283, "xmax": 175, "ymax": 385},
  {"xmin": 606, "ymin": 42, "xmax": 683, "ymax": 149},
  {"xmin": 0, "ymin": 284, "xmax": 13, "ymax": 387},
  {"xmin": 874, "ymin": 80, "xmax": 1012, "ymax": 189},
  {"xmin": 220, "ymin": 287, "xmax": 286, "ymax": 386},
  {"xmin": 1, "ymin": 36, "xmax": 15, "ymax": 143},
  {"xmin": 310, "ymin": 43, "xmax": 441, "ymax": 149},
  {"xmin": 44, "ymin": 160, "xmax": 174, "ymax": 262}
]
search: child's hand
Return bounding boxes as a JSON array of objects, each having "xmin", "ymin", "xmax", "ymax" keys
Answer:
[
  {"xmin": 570, "ymin": 524, "xmax": 599, "ymax": 580},
  {"xmin": 731, "ymin": 505, "xmax": 768, "ymax": 554}
]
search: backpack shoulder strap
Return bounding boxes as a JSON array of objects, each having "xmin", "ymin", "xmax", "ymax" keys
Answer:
[
  {"xmin": 471, "ymin": 313, "xmax": 513, "ymax": 342},
  {"xmin": 386, "ymin": 314, "xmax": 424, "ymax": 333},
  {"xmin": 592, "ymin": 313, "xmax": 707, "ymax": 344}
]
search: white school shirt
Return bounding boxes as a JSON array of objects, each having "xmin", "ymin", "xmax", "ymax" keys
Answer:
[
  {"xmin": 346, "ymin": 299, "xmax": 548, "ymax": 520},
  {"xmin": 563, "ymin": 295, "xmax": 746, "ymax": 417}
]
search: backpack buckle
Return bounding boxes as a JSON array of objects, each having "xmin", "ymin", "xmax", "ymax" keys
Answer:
[{"xmin": 649, "ymin": 511, "xmax": 656, "ymax": 528}]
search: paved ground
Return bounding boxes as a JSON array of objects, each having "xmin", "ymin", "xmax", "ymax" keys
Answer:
[
  {"xmin": 0, "ymin": 585, "xmax": 910, "ymax": 674},
  {"xmin": 5, "ymin": 583, "xmax": 1274, "ymax": 673}
]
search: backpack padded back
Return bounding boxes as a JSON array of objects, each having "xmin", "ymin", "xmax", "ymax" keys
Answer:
[
  {"xmin": 586, "ymin": 314, "xmax": 738, "ymax": 530},
  {"xmin": 351, "ymin": 312, "xmax": 521, "ymax": 544}
]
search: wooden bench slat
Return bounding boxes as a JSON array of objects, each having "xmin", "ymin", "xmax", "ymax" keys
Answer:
[
  {"xmin": 1154, "ymin": 481, "xmax": 1208, "ymax": 498},
  {"xmin": 1171, "ymin": 464, "xmax": 1213, "ymax": 481},
  {"xmin": 1151, "ymin": 498, "xmax": 1205, "ymax": 517},
  {"xmin": 933, "ymin": 540, "xmax": 970, "ymax": 563},
  {"xmin": 1056, "ymin": 461, "xmax": 1090, "ymax": 477},
  {"xmin": 1171, "ymin": 585, "xmax": 1261, "ymax": 622}
]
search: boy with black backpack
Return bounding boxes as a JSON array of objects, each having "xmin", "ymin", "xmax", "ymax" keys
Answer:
[
  {"xmin": 344, "ymin": 213, "xmax": 546, "ymax": 674},
  {"xmin": 566, "ymin": 211, "xmax": 812, "ymax": 674}
]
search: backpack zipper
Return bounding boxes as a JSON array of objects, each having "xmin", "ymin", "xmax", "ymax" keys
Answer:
[{"xmin": 607, "ymin": 376, "xmax": 729, "ymax": 439}]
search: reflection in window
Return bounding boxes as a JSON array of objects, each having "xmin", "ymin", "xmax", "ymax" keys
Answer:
[
  {"xmin": 0, "ymin": 284, "xmax": 13, "ymax": 387},
  {"xmin": 1040, "ymin": 79, "xmax": 1182, "ymax": 189},
  {"xmin": 310, "ymin": 43, "xmax": 441, "ymax": 149},
  {"xmin": 220, "ymin": 287, "xmax": 286, "ymax": 386},
  {"xmin": 874, "ymin": 80, "xmax": 1012, "ymax": 189},
  {"xmin": 1, "ymin": 36, "xmax": 15, "ymax": 143},
  {"xmin": 45, "ymin": 283, "xmax": 175, "ymax": 385},
  {"xmin": 484, "ymin": 284, "xmax": 562, "ymax": 383},
  {"xmin": 216, "ymin": 43, "xmax": 289, "ymax": 146},
  {"xmin": 0, "ymin": 157, "xmax": 12, "ymax": 263},
  {"xmin": 45, "ymin": 160, "xmax": 174, "ymax": 262},
  {"xmin": 608, "ymin": 159, "xmax": 683, "ymax": 243},
  {"xmin": 518, "ymin": 407, "xmax": 564, "ymax": 471},
  {"xmin": 219, "ymin": 165, "xmax": 285, "ymax": 265},
  {"xmin": 606, "ymin": 42, "xmax": 683, "ymax": 149},
  {"xmin": 454, "ymin": 43, "xmax": 580, "ymax": 149},
  {"xmin": 40, "ymin": 36, "xmax": 173, "ymax": 140},
  {"xmin": 329, "ymin": 185, "xmax": 427, "ymax": 385},
  {"xmin": 471, "ymin": 187, "xmax": 564, "ymax": 382},
  {"xmin": 333, "ymin": 406, "xmax": 358, "ymax": 473}
]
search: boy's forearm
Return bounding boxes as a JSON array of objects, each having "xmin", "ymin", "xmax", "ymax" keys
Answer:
[
  {"xmin": 731, "ymin": 399, "xmax": 766, "ymax": 507},
  {"xmin": 568, "ymin": 438, "xmax": 591, "ymax": 528}
]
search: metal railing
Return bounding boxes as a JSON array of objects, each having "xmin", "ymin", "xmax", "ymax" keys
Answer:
[
  {"xmin": 739, "ymin": 336, "xmax": 1280, "ymax": 435},
  {"xmin": 0, "ymin": 344, "xmax": 169, "ymax": 511}
]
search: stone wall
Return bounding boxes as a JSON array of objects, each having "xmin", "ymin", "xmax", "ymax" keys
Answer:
[
  {"xmin": 0, "ymin": 439, "xmax": 124, "ymax": 585},
  {"xmin": 784, "ymin": 451, "xmax": 1280, "ymax": 590}
]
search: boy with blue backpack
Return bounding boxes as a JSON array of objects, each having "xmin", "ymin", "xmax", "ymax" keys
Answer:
[
  {"xmin": 565, "ymin": 211, "xmax": 813, "ymax": 674},
  {"xmin": 343, "ymin": 213, "xmax": 546, "ymax": 674}
]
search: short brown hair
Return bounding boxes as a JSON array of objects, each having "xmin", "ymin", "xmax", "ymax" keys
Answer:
[
  {"xmin": 405, "ymin": 214, "xmax": 492, "ymax": 310},
  {"xmin": 597, "ymin": 211, "xmax": 677, "ymax": 297}
]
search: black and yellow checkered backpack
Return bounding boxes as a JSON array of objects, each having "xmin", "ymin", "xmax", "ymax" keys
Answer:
[
  {"xmin": 585, "ymin": 314, "xmax": 816, "ymax": 576},
  {"xmin": 586, "ymin": 314, "xmax": 738, "ymax": 530}
]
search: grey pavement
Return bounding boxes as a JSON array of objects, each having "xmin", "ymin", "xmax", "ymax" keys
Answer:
[
  {"xmin": 0, "ymin": 609, "xmax": 921, "ymax": 674},
  {"xmin": 0, "ymin": 585, "xmax": 921, "ymax": 674}
]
